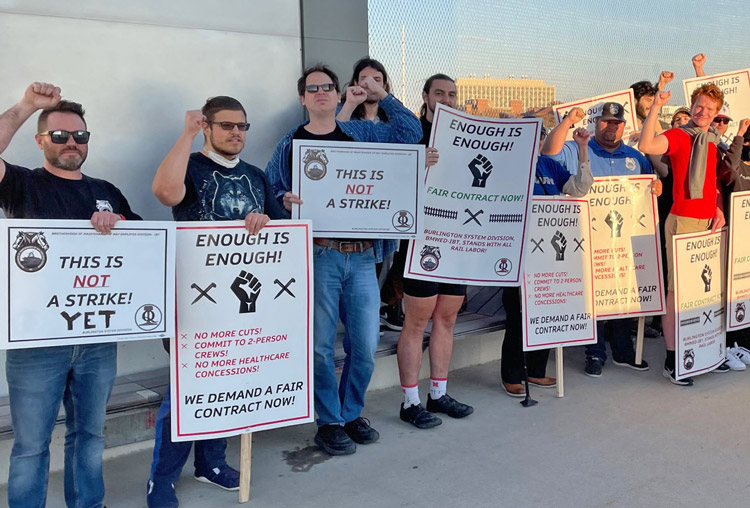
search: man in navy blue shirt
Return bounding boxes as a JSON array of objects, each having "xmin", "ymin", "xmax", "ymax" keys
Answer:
[
  {"xmin": 542, "ymin": 103, "xmax": 660, "ymax": 378},
  {"xmin": 149, "ymin": 96, "xmax": 285, "ymax": 508}
]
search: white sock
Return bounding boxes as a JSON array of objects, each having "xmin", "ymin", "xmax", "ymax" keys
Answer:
[
  {"xmin": 429, "ymin": 378, "xmax": 447, "ymax": 399},
  {"xmin": 402, "ymin": 384, "xmax": 420, "ymax": 407}
]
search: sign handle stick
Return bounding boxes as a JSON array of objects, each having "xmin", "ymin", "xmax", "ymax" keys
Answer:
[
  {"xmin": 555, "ymin": 346, "xmax": 564, "ymax": 398},
  {"xmin": 239, "ymin": 433, "xmax": 252, "ymax": 503},
  {"xmin": 635, "ymin": 316, "xmax": 645, "ymax": 365}
]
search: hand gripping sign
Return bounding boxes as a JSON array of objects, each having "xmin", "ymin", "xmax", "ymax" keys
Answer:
[
  {"xmin": 291, "ymin": 140, "xmax": 425, "ymax": 238},
  {"xmin": 673, "ymin": 229, "xmax": 726, "ymax": 380},
  {"xmin": 405, "ymin": 103, "xmax": 539, "ymax": 286},
  {"xmin": 171, "ymin": 221, "xmax": 314, "ymax": 441},
  {"xmin": 0, "ymin": 219, "xmax": 175, "ymax": 349},
  {"xmin": 585, "ymin": 176, "xmax": 665, "ymax": 319},
  {"xmin": 727, "ymin": 190, "xmax": 750, "ymax": 331},
  {"xmin": 522, "ymin": 197, "xmax": 597, "ymax": 351}
]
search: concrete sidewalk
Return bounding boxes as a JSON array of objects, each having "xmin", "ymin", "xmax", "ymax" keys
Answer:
[{"xmin": 4, "ymin": 338, "xmax": 750, "ymax": 508}]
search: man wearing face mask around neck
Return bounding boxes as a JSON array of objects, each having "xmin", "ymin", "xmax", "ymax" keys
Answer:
[{"xmin": 149, "ymin": 96, "xmax": 285, "ymax": 508}]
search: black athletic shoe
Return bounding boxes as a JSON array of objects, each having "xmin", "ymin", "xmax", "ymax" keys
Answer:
[
  {"xmin": 344, "ymin": 417, "xmax": 380, "ymax": 444},
  {"xmin": 662, "ymin": 364, "xmax": 693, "ymax": 386},
  {"xmin": 612, "ymin": 357, "xmax": 650, "ymax": 371},
  {"xmin": 425, "ymin": 394, "xmax": 474, "ymax": 418},
  {"xmin": 400, "ymin": 403, "xmax": 442, "ymax": 429},
  {"xmin": 714, "ymin": 361, "xmax": 731, "ymax": 373},
  {"xmin": 584, "ymin": 357, "xmax": 603, "ymax": 377},
  {"xmin": 314, "ymin": 424, "xmax": 356, "ymax": 456},
  {"xmin": 380, "ymin": 304, "xmax": 404, "ymax": 331}
]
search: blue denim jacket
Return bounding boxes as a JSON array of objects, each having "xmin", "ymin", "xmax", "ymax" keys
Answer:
[{"xmin": 265, "ymin": 94, "xmax": 422, "ymax": 262}]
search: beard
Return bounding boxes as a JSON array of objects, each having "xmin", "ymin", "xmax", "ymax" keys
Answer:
[
  {"xmin": 210, "ymin": 133, "xmax": 244, "ymax": 158},
  {"xmin": 47, "ymin": 147, "xmax": 86, "ymax": 171}
]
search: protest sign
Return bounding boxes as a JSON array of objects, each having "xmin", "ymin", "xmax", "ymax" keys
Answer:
[
  {"xmin": 171, "ymin": 221, "xmax": 313, "ymax": 441},
  {"xmin": 0, "ymin": 220, "xmax": 175, "ymax": 349},
  {"xmin": 683, "ymin": 69, "xmax": 750, "ymax": 142},
  {"xmin": 586, "ymin": 176, "xmax": 664, "ymax": 319},
  {"xmin": 522, "ymin": 196, "xmax": 596, "ymax": 351},
  {"xmin": 291, "ymin": 140, "xmax": 424, "ymax": 238},
  {"xmin": 727, "ymin": 190, "xmax": 750, "ymax": 331},
  {"xmin": 554, "ymin": 89, "xmax": 638, "ymax": 141},
  {"xmin": 405, "ymin": 103, "xmax": 538, "ymax": 286},
  {"xmin": 673, "ymin": 229, "xmax": 726, "ymax": 379}
]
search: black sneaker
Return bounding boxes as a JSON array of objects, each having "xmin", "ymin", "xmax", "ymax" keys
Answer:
[
  {"xmin": 662, "ymin": 364, "xmax": 694, "ymax": 386},
  {"xmin": 314, "ymin": 424, "xmax": 357, "ymax": 456},
  {"xmin": 380, "ymin": 304, "xmax": 404, "ymax": 331},
  {"xmin": 714, "ymin": 361, "xmax": 731, "ymax": 373},
  {"xmin": 612, "ymin": 357, "xmax": 650, "ymax": 371},
  {"xmin": 584, "ymin": 357, "xmax": 603, "ymax": 377},
  {"xmin": 344, "ymin": 417, "xmax": 380, "ymax": 444},
  {"xmin": 631, "ymin": 324, "xmax": 662, "ymax": 338},
  {"xmin": 400, "ymin": 403, "xmax": 442, "ymax": 429},
  {"xmin": 425, "ymin": 394, "xmax": 474, "ymax": 418}
]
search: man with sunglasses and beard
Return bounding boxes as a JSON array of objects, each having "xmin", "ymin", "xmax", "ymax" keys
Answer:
[
  {"xmin": 0, "ymin": 82, "xmax": 140, "ymax": 508},
  {"xmin": 266, "ymin": 65, "xmax": 421, "ymax": 456},
  {"xmin": 149, "ymin": 96, "xmax": 285, "ymax": 508}
]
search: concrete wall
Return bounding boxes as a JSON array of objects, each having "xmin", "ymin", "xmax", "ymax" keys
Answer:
[{"xmin": 0, "ymin": 0, "xmax": 307, "ymax": 395}]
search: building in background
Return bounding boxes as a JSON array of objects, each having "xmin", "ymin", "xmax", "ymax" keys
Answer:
[{"xmin": 457, "ymin": 74, "xmax": 555, "ymax": 117}]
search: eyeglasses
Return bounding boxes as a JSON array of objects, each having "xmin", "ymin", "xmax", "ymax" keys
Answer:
[
  {"xmin": 305, "ymin": 83, "xmax": 336, "ymax": 93},
  {"xmin": 39, "ymin": 130, "xmax": 90, "ymax": 144},
  {"xmin": 713, "ymin": 118, "xmax": 730, "ymax": 125},
  {"xmin": 207, "ymin": 121, "xmax": 250, "ymax": 131}
]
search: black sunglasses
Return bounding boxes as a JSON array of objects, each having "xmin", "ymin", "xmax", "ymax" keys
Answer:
[
  {"xmin": 207, "ymin": 121, "xmax": 250, "ymax": 131},
  {"xmin": 39, "ymin": 130, "xmax": 90, "ymax": 144},
  {"xmin": 305, "ymin": 83, "xmax": 336, "ymax": 93},
  {"xmin": 713, "ymin": 118, "xmax": 730, "ymax": 125}
]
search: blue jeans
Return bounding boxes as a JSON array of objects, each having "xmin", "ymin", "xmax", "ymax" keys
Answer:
[
  {"xmin": 149, "ymin": 384, "xmax": 229, "ymax": 484},
  {"xmin": 6, "ymin": 343, "xmax": 117, "ymax": 508},
  {"xmin": 313, "ymin": 244, "xmax": 380, "ymax": 426},
  {"xmin": 585, "ymin": 319, "xmax": 636, "ymax": 364}
]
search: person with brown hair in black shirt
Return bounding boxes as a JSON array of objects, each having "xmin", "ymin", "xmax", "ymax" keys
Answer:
[{"xmin": 0, "ymin": 82, "xmax": 140, "ymax": 508}]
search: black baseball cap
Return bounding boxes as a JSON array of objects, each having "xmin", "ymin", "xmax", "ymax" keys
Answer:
[{"xmin": 599, "ymin": 102, "xmax": 625, "ymax": 122}]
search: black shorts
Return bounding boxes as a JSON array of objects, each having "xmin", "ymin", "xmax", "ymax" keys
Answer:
[
  {"xmin": 398, "ymin": 240, "xmax": 467, "ymax": 297},
  {"xmin": 402, "ymin": 277, "xmax": 467, "ymax": 298}
]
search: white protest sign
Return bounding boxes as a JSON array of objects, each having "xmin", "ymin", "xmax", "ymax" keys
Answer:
[
  {"xmin": 171, "ymin": 221, "xmax": 313, "ymax": 442},
  {"xmin": 522, "ymin": 197, "xmax": 596, "ymax": 351},
  {"xmin": 554, "ymin": 89, "xmax": 638, "ymax": 141},
  {"xmin": 0, "ymin": 220, "xmax": 175, "ymax": 349},
  {"xmin": 683, "ymin": 69, "xmax": 750, "ymax": 142},
  {"xmin": 727, "ymin": 190, "xmax": 750, "ymax": 331},
  {"xmin": 673, "ymin": 230, "xmax": 726, "ymax": 379},
  {"xmin": 405, "ymin": 103, "xmax": 538, "ymax": 286},
  {"xmin": 587, "ymin": 176, "xmax": 664, "ymax": 319},
  {"xmin": 291, "ymin": 140, "xmax": 424, "ymax": 238}
]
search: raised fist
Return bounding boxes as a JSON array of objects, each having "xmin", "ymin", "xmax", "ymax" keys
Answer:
[
  {"xmin": 564, "ymin": 107, "xmax": 585, "ymax": 125},
  {"xmin": 738, "ymin": 118, "xmax": 750, "ymax": 137},
  {"xmin": 551, "ymin": 230, "xmax": 567, "ymax": 261},
  {"xmin": 654, "ymin": 91, "xmax": 671, "ymax": 107},
  {"xmin": 692, "ymin": 53, "xmax": 706, "ymax": 70},
  {"xmin": 345, "ymin": 85, "xmax": 367, "ymax": 106},
  {"xmin": 468, "ymin": 153, "xmax": 493, "ymax": 188},
  {"xmin": 605, "ymin": 210, "xmax": 624, "ymax": 238},
  {"xmin": 184, "ymin": 110, "xmax": 205, "ymax": 137},
  {"xmin": 22, "ymin": 82, "xmax": 61, "ymax": 110},
  {"xmin": 701, "ymin": 265, "xmax": 712, "ymax": 292},
  {"xmin": 658, "ymin": 71, "xmax": 675, "ymax": 88},
  {"xmin": 359, "ymin": 75, "xmax": 387, "ymax": 100},
  {"xmin": 572, "ymin": 127, "xmax": 591, "ymax": 146},
  {"xmin": 231, "ymin": 270, "xmax": 262, "ymax": 313}
]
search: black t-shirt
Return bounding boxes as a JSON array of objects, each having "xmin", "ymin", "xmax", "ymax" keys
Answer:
[
  {"xmin": 419, "ymin": 115, "xmax": 432, "ymax": 146},
  {"xmin": 0, "ymin": 162, "xmax": 141, "ymax": 220},
  {"xmin": 173, "ymin": 152, "xmax": 286, "ymax": 221}
]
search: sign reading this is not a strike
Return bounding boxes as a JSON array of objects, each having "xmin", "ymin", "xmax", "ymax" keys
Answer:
[{"xmin": 172, "ymin": 221, "xmax": 313, "ymax": 442}]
